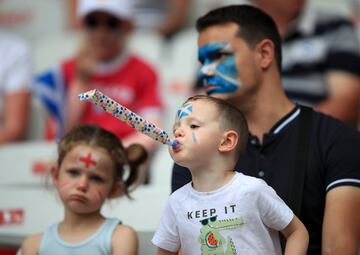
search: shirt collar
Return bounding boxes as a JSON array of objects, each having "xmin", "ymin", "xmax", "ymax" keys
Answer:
[
  {"xmin": 268, "ymin": 105, "xmax": 301, "ymax": 134},
  {"xmin": 248, "ymin": 105, "xmax": 301, "ymax": 144},
  {"xmin": 272, "ymin": 106, "xmax": 301, "ymax": 134},
  {"xmin": 93, "ymin": 51, "xmax": 130, "ymax": 75}
]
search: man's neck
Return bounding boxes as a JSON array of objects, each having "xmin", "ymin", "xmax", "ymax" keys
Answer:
[{"xmin": 236, "ymin": 81, "xmax": 295, "ymax": 144}]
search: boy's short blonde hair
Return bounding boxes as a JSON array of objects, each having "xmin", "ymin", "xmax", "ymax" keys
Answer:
[{"xmin": 185, "ymin": 95, "xmax": 248, "ymax": 157}]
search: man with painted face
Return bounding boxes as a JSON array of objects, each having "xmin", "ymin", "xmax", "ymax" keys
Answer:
[{"xmin": 171, "ymin": 5, "xmax": 360, "ymax": 255}]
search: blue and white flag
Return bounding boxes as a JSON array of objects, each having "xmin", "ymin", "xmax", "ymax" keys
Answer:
[{"xmin": 32, "ymin": 66, "xmax": 67, "ymax": 139}]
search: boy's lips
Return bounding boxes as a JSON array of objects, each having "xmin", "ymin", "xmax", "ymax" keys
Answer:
[{"xmin": 172, "ymin": 141, "xmax": 181, "ymax": 152}]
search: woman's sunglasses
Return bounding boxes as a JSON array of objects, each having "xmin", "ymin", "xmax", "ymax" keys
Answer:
[{"xmin": 85, "ymin": 16, "xmax": 121, "ymax": 30}]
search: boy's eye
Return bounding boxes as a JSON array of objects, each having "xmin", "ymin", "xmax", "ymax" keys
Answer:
[{"xmin": 190, "ymin": 124, "xmax": 199, "ymax": 129}]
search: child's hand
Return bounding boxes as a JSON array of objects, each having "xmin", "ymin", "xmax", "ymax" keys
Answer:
[{"xmin": 281, "ymin": 215, "xmax": 309, "ymax": 255}]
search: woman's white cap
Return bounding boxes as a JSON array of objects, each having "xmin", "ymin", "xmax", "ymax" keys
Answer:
[{"xmin": 77, "ymin": 0, "xmax": 133, "ymax": 21}]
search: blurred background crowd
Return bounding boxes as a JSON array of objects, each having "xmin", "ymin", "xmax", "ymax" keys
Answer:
[{"xmin": 0, "ymin": 0, "xmax": 359, "ymax": 254}]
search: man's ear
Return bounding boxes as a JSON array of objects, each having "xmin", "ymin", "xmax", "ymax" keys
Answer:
[
  {"xmin": 219, "ymin": 130, "xmax": 238, "ymax": 152},
  {"xmin": 256, "ymin": 39, "xmax": 275, "ymax": 70},
  {"xmin": 108, "ymin": 181, "xmax": 124, "ymax": 199}
]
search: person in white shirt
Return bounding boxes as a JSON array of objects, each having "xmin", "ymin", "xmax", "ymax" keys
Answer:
[{"xmin": 0, "ymin": 30, "xmax": 31, "ymax": 143}]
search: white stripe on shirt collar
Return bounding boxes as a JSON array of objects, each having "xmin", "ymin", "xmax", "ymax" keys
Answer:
[
  {"xmin": 94, "ymin": 51, "xmax": 129, "ymax": 75},
  {"xmin": 273, "ymin": 108, "xmax": 301, "ymax": 134},
  {"xmin": 326, "ymin": 178, "xmax": 360, "ymax": 191}
]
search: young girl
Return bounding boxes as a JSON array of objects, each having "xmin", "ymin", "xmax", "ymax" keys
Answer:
[{"xmin": 21, "ymin": 124, "xmax": 147, "ymax": 255}]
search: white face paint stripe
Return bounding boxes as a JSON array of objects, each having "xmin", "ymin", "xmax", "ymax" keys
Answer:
[
  {"xmin": 201, "ymin": 62, "xmax": 218, "ymax": 75},
  {"xmin": 216, "ymin": 69, "xmax": 239, "ymax": 86}
]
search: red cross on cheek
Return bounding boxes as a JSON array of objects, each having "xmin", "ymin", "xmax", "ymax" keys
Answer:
[{"xmin": 79, "ymin": 152, "xmax": 98, "ymax": 169}]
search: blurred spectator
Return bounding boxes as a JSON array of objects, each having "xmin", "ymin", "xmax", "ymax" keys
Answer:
[
  {"xmin": 254, "ymin": 0, "xmax": 360, "ymax": 127},
  {"xmin": 68, "ymin": 0, "xmax": 192, "ymax": 39},
  {"xmin": 36, "ymin": 0, "xmax": 163, "ymax": 159},
  {"xmin": 0, "ymin": 29, "xmax": 31, "ymax": 144},
  {"xmin": 188, "ymin": 0, "xmax": 250, "ymax": 24},
  {"xmin": 132, "ymin": 0, "xmax": 191, "ymax": 39}
]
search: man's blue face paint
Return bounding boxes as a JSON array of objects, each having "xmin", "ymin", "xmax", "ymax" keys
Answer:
[{"xmin": 198, "ymin": 42, "xmax": 240, "ymax": 95}]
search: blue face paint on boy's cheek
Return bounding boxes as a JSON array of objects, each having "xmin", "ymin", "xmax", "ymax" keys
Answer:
[{"xmin": 192, "ymin": 132, "xmax": 198, "ymax": 143}]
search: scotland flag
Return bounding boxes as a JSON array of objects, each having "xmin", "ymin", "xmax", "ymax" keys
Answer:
[{"xmin": 33, "ymin": 66, "xmax": 67, "ymax": 139}]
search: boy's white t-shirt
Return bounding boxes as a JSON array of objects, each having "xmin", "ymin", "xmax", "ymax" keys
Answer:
[{"xmin": 152, "ymin": 172, "xmax": 293, "ymax": 255}]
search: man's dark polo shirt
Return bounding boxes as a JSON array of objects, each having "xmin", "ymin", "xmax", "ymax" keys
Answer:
[{"xmin": 171, "ymin": 106, "xmax": 360, "ymax": 254}]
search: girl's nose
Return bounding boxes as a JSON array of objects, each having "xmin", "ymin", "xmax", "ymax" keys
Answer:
[{"xmin": 77, "ymin": 176, "xmax": 88, "ymax": 192}]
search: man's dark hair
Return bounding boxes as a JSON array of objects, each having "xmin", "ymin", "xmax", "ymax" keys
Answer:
[{"xmin": 196, "ymin": 5, "xmax": 282, "ymax": 71}]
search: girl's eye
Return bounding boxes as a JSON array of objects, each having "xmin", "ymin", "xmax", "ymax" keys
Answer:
[
  {"xmin": 90, "ymin": 175, "xmax": 104, "ymax": 183},
  {"xmin": 190, "ymin": 124, "xmax": 199, "ymax": 129},
  {"xmin": 67, "ymin": 169, "xmax": 79, "ymax": 176}
]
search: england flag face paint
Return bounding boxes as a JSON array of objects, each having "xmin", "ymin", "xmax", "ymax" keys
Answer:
[
  {"xmin": 198, "ymin": 42, "xmax": 240, "ymax": 95},
  {"xmin": 77, "ymin": 151, "xmax": 99, "ymax": 171}
]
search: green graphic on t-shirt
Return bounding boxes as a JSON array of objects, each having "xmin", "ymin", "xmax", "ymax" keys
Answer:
[{"xmin": 198, "ymin": 216, "xmax": 244, "ymax": 255}]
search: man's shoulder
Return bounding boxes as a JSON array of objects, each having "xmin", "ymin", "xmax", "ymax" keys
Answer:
[
  {"xmin": 314, "ymin": 9, "xmax": 354, "ymax": 27},
  {"xmin": 306, "ymin": 109, "xmax": 360, "ymax": 148},
  {"xmin": 297, "ymin": 106, "xmax": 353, "ymax": 132},
  {"xmin": 310, "ymin": 109, "xmax": 358, "ymax": 133}
]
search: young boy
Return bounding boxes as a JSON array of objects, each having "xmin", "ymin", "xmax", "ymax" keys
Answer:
[{"xmin": 152, "ymin": 95, "xmax": 309, "ymax": 255}]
